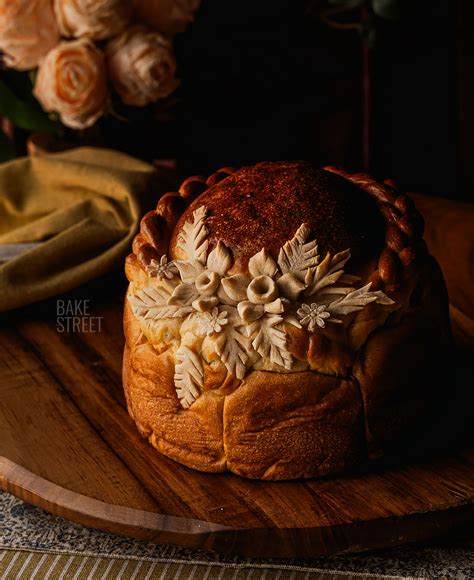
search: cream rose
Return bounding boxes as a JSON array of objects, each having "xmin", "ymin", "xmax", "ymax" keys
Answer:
[
  {"xmin": 33, "ymin": 39, "xmax": 109, "ymax": 129},
  {"xmin": 133, "ymin": 0, "xmax": 200, "ymax": 36},
  {"xmin": 106, "ymin": 27, "xmax": 179, "ymax": 107},
  {"xmin": 0, "ymin": 0, "xmax": 60, "ymax": 70},
  {"xmin": 54, "ymin": 0, "xmax": 132, "ymax": 40}
]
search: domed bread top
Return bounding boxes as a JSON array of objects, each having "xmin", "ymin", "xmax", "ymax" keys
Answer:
[
  {"xmin": 169, "ymin": 161, "xmax": 386, "ymax": 271},
  {"xmin": 126, "ymin": 161, "xmax": 428, "ymax": 391}
]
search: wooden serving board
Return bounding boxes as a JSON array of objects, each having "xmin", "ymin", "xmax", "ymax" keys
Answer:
[{"xmin": 1, "ymin": 273, "xmax": 473, "ymax": 558}]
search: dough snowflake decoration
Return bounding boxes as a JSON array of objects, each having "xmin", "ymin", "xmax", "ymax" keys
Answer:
[{"xmin": 129, "ymin": 206, "xmax": 394, "ymax": 408}]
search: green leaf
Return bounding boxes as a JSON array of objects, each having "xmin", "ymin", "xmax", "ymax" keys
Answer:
[
  {"xmin": 1, "ymin": 69, "xmax": 35, "ymax": 104},
  {"xmin": 0, "ymin": 129, "xmax": 15, "ymax": 163},
  {"xmin": 371, "ymin": 0, "xmax": 400, "ymax": 20},
  {"xmin": 0, "ymin": 78, "xmax": 57, "ymax": 133}
]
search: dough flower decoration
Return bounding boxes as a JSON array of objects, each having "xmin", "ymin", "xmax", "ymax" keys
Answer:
[
  {"xmin": 297, "ymin": 303, "xmax": 330, "ymax": 331},
  {"xmin": 128, "ymin": 206, "xmax": 394, "ymax": 409},
  {"xmin": 199, "ymin": 307, "xmax": 228, "ymax": 336},
  {"xmin": 145, "ymin": 255, "xmax": 177, "ymax": 280}
]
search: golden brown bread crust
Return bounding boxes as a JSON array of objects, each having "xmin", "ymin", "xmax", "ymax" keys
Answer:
[
  {"xmin": 122, "ymin": 260, "xmax": 450, "ymax": 479},
  {"xmin": 123, "ymin": 299, "xmax": 226, "ymax": 472},
  {"xmin": 124, "ymin": 295, "xmax": 367, "ymax": 478},
  {"xmin": 132, "ymin": 162, "xmax": 426, "ymax": 299},
  {"xmin": 123, "ymin": 161, "xmax": 452, "ymax": 480},
  {"xmin": 223, "ymin": 371, "xmax": 365, "ymax": 480},
  {"xmin": 170, "ymin": 162, "xmax": 385, "ymax": 272},
  {"xmin": 352, "ymin": 255, "xmax": 451, "ymax": 459}
]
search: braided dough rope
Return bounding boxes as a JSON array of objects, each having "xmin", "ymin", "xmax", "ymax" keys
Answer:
[
  {"xmin": 132, "ymin": 165, "xmax": 426, "ymax": 299},
  {"xmin": 324, "ymin": 166, "xmax": 427, "ymax": 295}
]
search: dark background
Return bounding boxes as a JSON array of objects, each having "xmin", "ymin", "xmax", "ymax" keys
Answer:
[
  {"xmin": 108, "ymin": 0, "xmax": 471, "ymax": 200},
  {"xmin": 173, "ymin": 0, "xmax": 363, "ymax": 175}
]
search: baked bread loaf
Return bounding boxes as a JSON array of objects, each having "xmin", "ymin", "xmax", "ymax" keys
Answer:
[{"xmin": 123, "ymin": 161, "xmax": 451, "ymax": 480}]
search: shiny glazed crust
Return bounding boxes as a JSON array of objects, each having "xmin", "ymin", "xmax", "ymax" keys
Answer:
[{"xmin": 123, "ymin": 163, "xmax": 451, "ymax": 480}]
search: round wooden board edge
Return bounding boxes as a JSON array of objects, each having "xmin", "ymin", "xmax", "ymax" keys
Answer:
[{"xmin": 1, "ymin": 456, "xmax": 474, "ymax": 558}]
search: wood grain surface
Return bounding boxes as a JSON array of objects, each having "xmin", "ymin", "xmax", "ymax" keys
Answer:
[{"xmin": 1, "ymin": 272, "xmax": 473, "ymax": 558}]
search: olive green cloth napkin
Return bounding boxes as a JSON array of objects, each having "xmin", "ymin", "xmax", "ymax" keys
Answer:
[{"xmin": 0, "ymin": 147, "xmax": 176, "ymax": 312}]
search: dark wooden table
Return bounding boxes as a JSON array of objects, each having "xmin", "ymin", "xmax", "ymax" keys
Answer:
[{"xmin": 1, "ymin": 272, "xmax": 473, "ymax": 559}]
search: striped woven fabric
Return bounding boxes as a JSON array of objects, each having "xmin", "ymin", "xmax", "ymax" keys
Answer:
[
  {"xmin": 2, "ymin": 492, "xmax": 473, "ymax": 578},
  {"xmin": 0, "ymin": 550, "xmax": 409, "ymax": 580}
]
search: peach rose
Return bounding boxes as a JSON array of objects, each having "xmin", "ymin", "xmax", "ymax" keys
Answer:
[
  {"xmin": 133, "ymin": 0, "xmax": 201, "ymax": 36},
  {"xmin": 0, "ymin": 0, "xmax": 60, "ymax": 70},
  {"xmin": 106, "ymin": 27, "xmax": 179, "ymax": 107},
  {"xmin": 34, "ymin": 39, "xmax": 109, "ymax": 129},
  {"xmin": 54, "ymin": 0, "xmax": 132, "ymax": 40}
]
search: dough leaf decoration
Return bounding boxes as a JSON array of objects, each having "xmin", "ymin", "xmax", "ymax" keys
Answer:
[
  {"xmin": 325, "ymin": 283, "xmax": 394, "ymax": 322},
  {"xmin": 174, "ymin": 345, "xmax": 203, "ymax": 409},
  {"xmin": 129, "ymin": 283, "xmax": 193, "ymax": 320},
  {"xmin": 207, "ymin": 241, "xmax": 232, "ymax": 276},
  {"xmin": 168, "ymin": 283, "xmax": 199, "ymax": 306},
  {"xmin": 304, "ymin": 249, "xmax": 351, "ymax": 297},
  {"xmin": 277, "ymin": 224, "xmax": 319, "ymax": 279},
  {"xmin": 215, "ymin": 306, "xmax": 251, "ymax": 380},
  {"xmin": 129, "ymin": 281, "xmax": 173, "ymax": 309},
  {"xmin": 248, "ymin": 248, "xmax": 278, "ymax": 278},
  {"xmin": 128, "ymin": 205, "xmax": 395, "ymax": 409},
  {"xmin": 175, "ymin": 259, "xmax": 204, "ymax": 284},
  {"xmin": 177, "ymin": 206, "xmax": 208, "ymax": 264},
  {"xmin": 249, "ymin": 314, "xmax": 292, "ymax": 370}
]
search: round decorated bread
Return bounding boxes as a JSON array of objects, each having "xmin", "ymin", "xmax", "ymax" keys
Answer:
[{"xmin": 123, "ymin": 161, "xmax": 451, "ymax": 480}]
